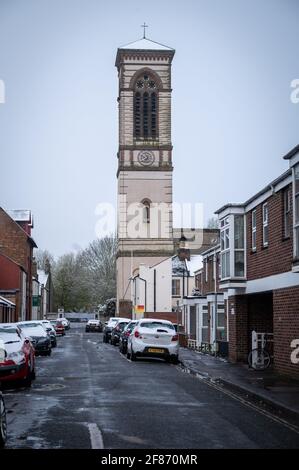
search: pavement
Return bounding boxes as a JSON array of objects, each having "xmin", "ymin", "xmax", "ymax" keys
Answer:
[
  {"xmin": 179, "ymin": 347, "xmax": 299, "ymax": 423},
  {"xmin": 2, "ymin": 323, "xmax": 299, "ymax": 449}
]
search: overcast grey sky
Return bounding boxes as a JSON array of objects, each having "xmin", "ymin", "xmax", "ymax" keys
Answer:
[{"xmin": 0, "ymin": 0, "xmax": 298, "ymax": 257}]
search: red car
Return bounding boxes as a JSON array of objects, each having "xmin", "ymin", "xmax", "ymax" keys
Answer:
[
  {"xmin": 51, "ymin": 320, "xmax": 65, "ymax": 336},
  {"xmin": 0, "ymin": 324, "xmax": 36, "ymax": 387}
]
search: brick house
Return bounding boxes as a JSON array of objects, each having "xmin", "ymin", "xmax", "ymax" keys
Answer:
[
  {"xmin": 183, "ymin": 244, "xmax": 227, "ymax": 356},
  {"xmin": 215, "ymin": 144, "xmax": 299, "ymax": 378},
  {"xmin": 0, "ymin": 208, "xmax": 37, "ymax": 321}
]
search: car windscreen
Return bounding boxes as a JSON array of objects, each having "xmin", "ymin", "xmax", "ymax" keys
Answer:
[
  {"xmin": 139, "ymin": 322, "xmax": 174, "ymax": 330},
  {"xmin": 0, "ymin": 326, "xmax": 18, "ymax": 334},
  {"xmin": 0, "ymin": 330, "xmax": 20, "ymax": 344},
  {"xmin": 18, "ymin": 322, "xmax": 40, "ymax": 329}
]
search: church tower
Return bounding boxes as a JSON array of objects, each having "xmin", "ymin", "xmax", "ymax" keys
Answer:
[{"xmin": 115, "ymin": 33, "xmax": 175, "ymax": 315}]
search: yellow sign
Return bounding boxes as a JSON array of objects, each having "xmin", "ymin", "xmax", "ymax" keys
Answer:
[{"xmin": 135, "ymin": 305, "xmax": 145, "ymax": 313}]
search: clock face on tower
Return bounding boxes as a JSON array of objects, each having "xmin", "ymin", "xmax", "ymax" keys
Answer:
[{"xmin": 137, "ymin": 150, "xmax": 155, "ymax": 166}]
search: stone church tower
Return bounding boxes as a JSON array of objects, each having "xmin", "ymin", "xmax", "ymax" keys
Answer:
[{"xmin": 115, "ymin": 35, "xmax": 175, "ymax": 315}]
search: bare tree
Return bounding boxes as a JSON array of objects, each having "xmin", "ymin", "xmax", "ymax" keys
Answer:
[
  {"xmin": 206, "ymin": 217, "xmax": 219, "ymax": 229},
  {"xmin": 34, "ymin": 249, "xmax": 55, "ymax": 272}
]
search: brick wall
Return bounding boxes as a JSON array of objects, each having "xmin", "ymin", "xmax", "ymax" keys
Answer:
[
  {"xmin": 0, "ymin": 208, "xmax": 33, "ymax": 319},
  {"xmin": 228, "ymin": 295, "xmax": 248, "ymax": 362},
  {"xmin": 144, "ymin": 311, "xmax": 180, "ymax": 324},
  {"xmin": 246, "ymin": 185, "xmax": 293, "ymax": 280},
  {"xmin": 273, "ymin": 286, "xmax": 299, "ymax": 379},
  {"xmin": 202, "ymin": 253, "xmax": 220, "ymax": 295}
]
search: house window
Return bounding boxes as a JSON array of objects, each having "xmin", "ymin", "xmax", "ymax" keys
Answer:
[
  {"xmin": 220, "ymin": 218, "xmax": 230, "ymax": 279},
  {"xmin": 134, "ymin": 74, "xmax": 158, "ymax": 140},
  {"xmin": 262, "ymin": 203, "xmax": 269, "ymax": 247},
  {"xmin": 294, "ymin": 165, "xmax": 299, "ymax": 259},
  {"xmin": 234, "ymin": 215, "xmax": 245, "ymax": 277},
  {"xmin": 172, "ymin": 279, "xmax": 180, "ymax": 296},
  {"xmin": 252, "ymin": 210, "xmax": 257, "ymax": 251},
  {"xmin": 283, "ymin": 187, "xmax": 291, "ymax": 238},
  {"xmin": 216, "ymin": 307, "xmax": 227, "ymax": 341}
]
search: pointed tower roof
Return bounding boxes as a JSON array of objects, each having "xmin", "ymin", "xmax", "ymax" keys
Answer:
[
  {"xmin": 119, "ymin": 37, "xmax": 174, "ymax": 51},
  {"xmin": 115, "ymin": 36, "xmax": 175, "ymax": 68}
]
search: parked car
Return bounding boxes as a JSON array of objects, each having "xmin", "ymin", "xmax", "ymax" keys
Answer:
[
  {"xmin": 119, "ymin": 320, "xmax": 138, "ymax": 354},
  {"xmin": 110, "ymin": 319, "xmax": 131, "ymax": 346},
  {"xmin": 103, "ymin": 317, "xmax": 128, "ymax": 343},
  {"xmin": 51, "ymin": 320, "xmax": 65, "ymax": 336},
  {"xmin": 127, "ymin": 319, "xmax": 179, "ymax": 363},
  {"xmin": 17, "ymin": 322, "xmax": 52, "ymax": 356},
  {"xmin": 56, "ymin": 318, "xmax": 70, "ymax": 330},
  {"xmin": 85, "ymin": 319, "xmax": 102, "ymax": 332},
  {"xmin": 0, "ymin": 392, "xmax": 7, "ymax": 448},
  {"xmin": 38, "ymin": 320, "xmax": 57, "ymax": 347},
  {"xmin": 0, "ymin": 323, "xmax": 36, "ymax": 386}
]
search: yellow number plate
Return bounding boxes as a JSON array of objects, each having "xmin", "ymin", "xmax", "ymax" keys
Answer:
[{"xmin": 148, "ymin": 348, "xmax": 164, "ymax": 353}]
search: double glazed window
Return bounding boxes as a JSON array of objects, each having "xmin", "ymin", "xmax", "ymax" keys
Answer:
[
  {"xmin": 220, "ymin": 214, "xmax": 245, "ymax": 280},
  {"xmin": 172, "ymin": 279, "xmax": 180, "ymax": 296},
  {"xmin": 262, "ymin": 203, "xmax": 269, "ymax": 247},
  {"xmin": 234, "ymin": 215, "xmax": 245, "ymax": 276},
  {"xmin": 294, "ymin": 165, "xmax": 299, "ymax": 259},
  {"xmin": 134, "ymin": 74, "xmax": 157, "ymax": 140},
  {"xmin": 283, "ymin": 188, "xmax": 291, "ymax": 238},
  {"xmin": 251, "ymin": 210, "xmax": 257, "ymax": 251},
  {"xmin": 220, "ymin": 218, "xmax": 230, "ymax": 278}
]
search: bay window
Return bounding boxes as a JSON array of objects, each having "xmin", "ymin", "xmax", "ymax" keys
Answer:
[
  {"xmin": 234, "ymin": 215, "xmax": 245, "ymax": 276},
  {"xmin": 220, "ymin": 217, "xmax": 230, "ymax": 279},
  {"xmin": 220, "ymin": 212, "xmax": 245, "ymax": 280},
  {"xmin": 294, "ymin": 165, "xmax": 299, "ymax": 259}
]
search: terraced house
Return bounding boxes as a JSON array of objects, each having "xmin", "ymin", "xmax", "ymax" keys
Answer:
[{"xmin": 215, "ymin": 144, "xmax": 299, "ymax": 378}]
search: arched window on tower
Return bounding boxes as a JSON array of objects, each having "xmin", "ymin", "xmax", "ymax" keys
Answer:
[
  {"xmin": 141, "ymin": 199, "xmax": 151, "ymax": 224},
  {"xmin": 134, "ymin": 73, "xmax": 158, "ymax": 140}
]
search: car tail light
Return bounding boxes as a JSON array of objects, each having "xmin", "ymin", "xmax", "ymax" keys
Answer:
[
  {"xmin": 171, "ymin": 334, "xmax": 179, "ymax": 341},
  {"xmin": 134, "ymin": 330, "xmax": 141, "ymax": 338}
]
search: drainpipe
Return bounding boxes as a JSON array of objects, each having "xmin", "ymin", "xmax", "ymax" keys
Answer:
[
  {"xmin": 214, "ymin": 253, "xmax": 217, "ymax": 356},
  {"xmin": 153, "ymin": 269, "xmax": 156, "ymax": 312},
  {"xmin": 139, "ymin": 277, "xmax": 147, "ymax": 314}
]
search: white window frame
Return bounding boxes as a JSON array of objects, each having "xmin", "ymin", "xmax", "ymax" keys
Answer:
[
  {"xmin": 220, "ymin": 217, "xmax": 230, "ymax": 280},
  {"xmin": 293, "ymin": 165, "xmax": 299, "ymax": 259},
  {"xmin": 252, "ymin": 209, "xmax": 257, "ymax": 251},
  {"xmin": 205, "ymin": 259, "xmax": 208, "ymax": 283},
  {"xmin": 283, "ymin": 188, "xmax": 291, "ymax": 238},
  {"xmin": 262, "ymin": 203, "xmax": 269, "ymax": 247}
]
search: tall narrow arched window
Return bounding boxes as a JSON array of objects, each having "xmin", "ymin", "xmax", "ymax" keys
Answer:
[
  {"xmin": 141, "ymin": 199, "xmax": 151, "ymax": 224},
  {"xmin": 134, "ymin": 73, "xmax": 158, "ymax": 140},
  {"xmin": 134, "ymin": 92, "xmax": 141, "ymax": 139},
  {"xmin": 151, "ymin": 93, "xmax": 157, "ymax": 139},
  {"xmin": 143, "ymin": 92, "xmax": 149, "ymax": 138}
]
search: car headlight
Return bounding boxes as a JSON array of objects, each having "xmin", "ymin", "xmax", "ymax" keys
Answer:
[{"xmin": 7, "ymin": 351, "xmax": 26, "ymax": 364}]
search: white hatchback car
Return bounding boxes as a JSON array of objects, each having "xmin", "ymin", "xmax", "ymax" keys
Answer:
[{"xmin": 127, "ymin": 319, "xmax": 179, "ymax": 363}]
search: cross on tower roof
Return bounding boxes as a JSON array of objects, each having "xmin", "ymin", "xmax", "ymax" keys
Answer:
[{"xmin": 141, "ymin": 22, "xmax": 148, "ymax": 39}]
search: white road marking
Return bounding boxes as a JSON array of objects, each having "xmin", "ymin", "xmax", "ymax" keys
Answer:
[{"xmin": 87, "ymin": 422, "xmax": 104, "ymax": 449}]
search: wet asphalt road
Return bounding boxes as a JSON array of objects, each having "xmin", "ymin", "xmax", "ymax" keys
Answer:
[{"xmin": 2, "ymin": 323, "xmax": 299, "ymax": 449}]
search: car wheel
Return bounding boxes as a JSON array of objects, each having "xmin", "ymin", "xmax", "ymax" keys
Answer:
[
  {"xmin": 23, "ymin": 373, "xmax": 32, "ymax": 387},
  {"xmin": 31, "ymin": 368, "xmax": 36, "ymax": 380},
  {"xmin": 171, "ymin": 356, "xmax": 179, "ymax": 365},
  {"xmin": 0, "ymin": 394, "xmax": 7, "ymax": 448},
  {"xmin": 47, "ymin": 349, "xmax": 52, "ymax": 356},
  {"xmin": 131, "ymin": 349, "xmax": 137, "ymax": 361},
  {"xmin": 103, "ymin": 335, "xmax": 106, "ymax": 343},
  {"xmin": 126, "ymin": 350, "xmax": 131, "ymax": 360}
]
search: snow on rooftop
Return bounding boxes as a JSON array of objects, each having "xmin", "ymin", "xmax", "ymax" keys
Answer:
[
  {"xmin": 7, "ymin": 209, "xmax": 31, "ymax": 222},
  {"xmin": 119, "ymin": 37, "xmax": 174, "ymax": 51}
]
